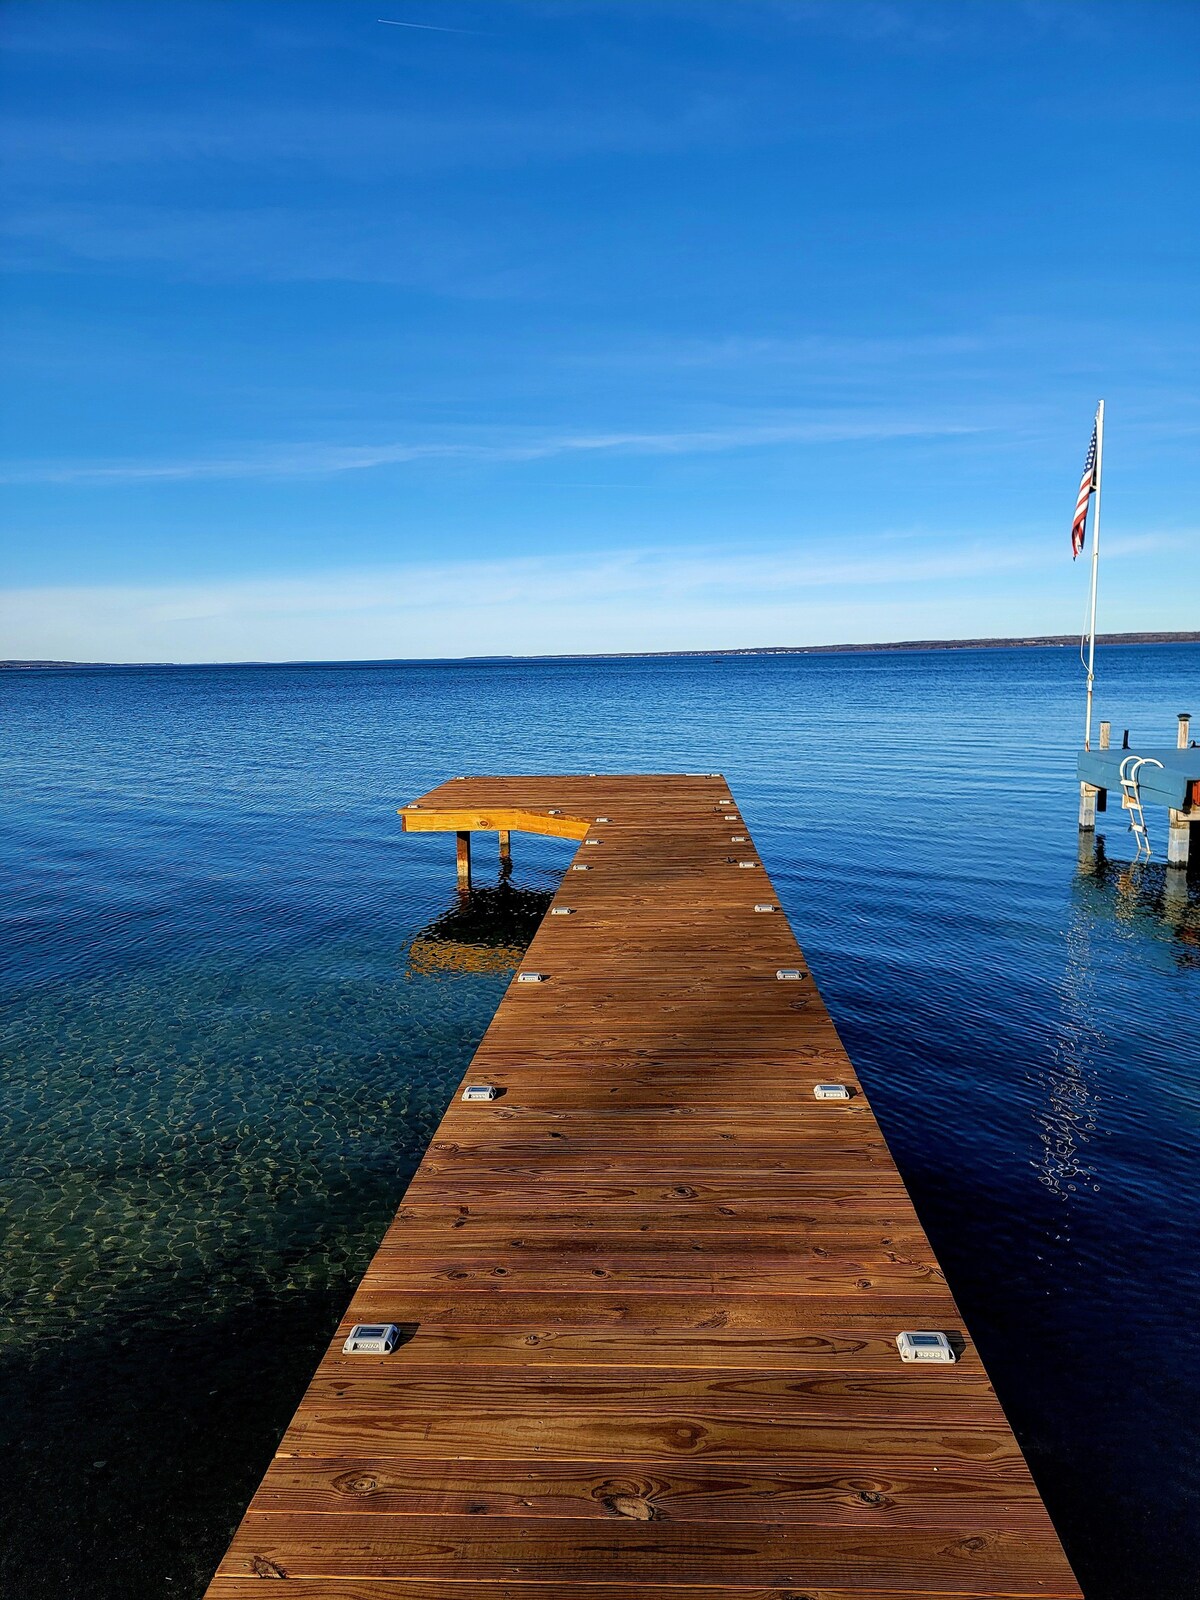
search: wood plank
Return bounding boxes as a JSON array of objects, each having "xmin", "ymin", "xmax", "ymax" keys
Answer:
[
  {"xmin": 245, "ymin": 1454, "xmax": 1051, "ymax": 1524},
  {"xmin": 309, "ymin": 1324, "xmax": 974, "ymax": 1373},
  {"xmin": 209, "ymin": 1585, "xmax": 1070, "ymax": 1600},
  {"xmin": 336, "ymin": 1290, "xmax": 966, "ymax": 1330},
  {"xmin": 202, "ymin": 773, "xmax": 1081, "ymax": 1600},
  {"xmin": 215, "ymin": 1513, "xmax": 1076, "ymax": 1592}
]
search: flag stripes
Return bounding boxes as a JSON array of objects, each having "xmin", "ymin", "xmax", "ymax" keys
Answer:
[{"xmin": 1072, "ymin": 420, "xmax": 1098, "ymax": 559}]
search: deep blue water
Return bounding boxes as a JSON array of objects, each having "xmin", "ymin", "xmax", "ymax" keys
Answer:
[{"xmin": 2, "ymin": 646, "xmax": 1198, "ymax": 1599}]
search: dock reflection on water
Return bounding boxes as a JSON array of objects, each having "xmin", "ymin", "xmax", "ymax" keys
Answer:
[
  {"xmin": 1076, "ymin": 832, "xmax": 1200, "ymax": 970},
  {"xmin": 406, "ymin": 881, "xmax": 556, "ymax": 976}
]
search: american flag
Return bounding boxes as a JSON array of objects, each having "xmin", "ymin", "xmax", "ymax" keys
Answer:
[{"xmin": 1071, "ymin": 420, "xmax": 1098, "ymax": 559}]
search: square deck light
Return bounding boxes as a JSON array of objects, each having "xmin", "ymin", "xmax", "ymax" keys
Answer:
[
  {"xmin": 814, "ymin": 1082, "xmax": 851, "ymax": 1101},
  {"xmin": 462, "ymin": 1084, "xmax": 500, "ymax": 1102},
  {"xmin": 753, "ymin": 903, "xmax": 775, "ymax": 913},
  {"xmin": 517, "ymin": 971, "xmax": 547, "ymax": 983},
  {"xmin": 896, "ymin": 1331, "xmax": 956, "ymax": 1364},
  {"xmin": 777, "ymin": 968, "xmax": 803, "ymax": 980},
  {"xmin": 343, "ymin": 1324, "xmax": 401, "ymax": 1355}
]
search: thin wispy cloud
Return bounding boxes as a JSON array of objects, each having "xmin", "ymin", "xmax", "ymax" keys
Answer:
[
  {"xmin": 0, "ymin": 97, "xmax": 738, "ymax": 174},
  {"xmin": 0, "ymin": 199, "xmax": 542, "ymax": 295},
  {"xmin": 0, "ymin": 415, "xmax": 982, "ymax": 485},
  {"xmin": 1, "ymin": 535, "xmax": 1176, "ymax": 665},
  {"xmin": 377, "ymin": 17, "xmax": 487, "ymax": 34}
]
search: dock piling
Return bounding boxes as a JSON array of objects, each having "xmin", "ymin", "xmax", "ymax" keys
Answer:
[
  {"xmin": 1099, "ymin": 720, "xmax": 1111, "ymax": 749},
  {"xmin": 1179, "ymin": 712, "xmax": 1192, "ymax": 749},
  {"xmin": 1078, "ymin": 783, "xmax": 1098, "ymax": 831},
  {"xmin": 1167, "ymin": 810, "xmax": 1191, "ymax": 870},
  {"xmin": 456, "ymin": 830, "xmax": 472, "ymax": 891},
  {"xmin": 498, "ymin": 827, "xmax": 512, "ymax": 877}
]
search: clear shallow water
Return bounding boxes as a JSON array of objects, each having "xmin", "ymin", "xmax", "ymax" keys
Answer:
[{"xmin": 1, "ymin": 646, "xmax": 1198, "ymax": 1599}]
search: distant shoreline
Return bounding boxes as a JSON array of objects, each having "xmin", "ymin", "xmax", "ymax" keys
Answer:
[{"xmin": 3, "ymin": 630, "xmax": 1198, "ymax": 670}]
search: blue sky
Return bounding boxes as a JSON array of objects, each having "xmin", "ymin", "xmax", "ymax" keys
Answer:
[{"xmin": 1, "ymin": 0, "xmax": 1197, "ymax": 661}]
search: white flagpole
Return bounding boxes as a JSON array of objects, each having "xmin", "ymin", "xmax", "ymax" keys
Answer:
[{"xmin": 1083, "ymin": 399, "xmax": 1104, "ymax": 750}]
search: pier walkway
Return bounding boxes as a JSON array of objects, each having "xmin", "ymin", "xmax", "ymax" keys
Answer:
[{"xmin": 206, "ymin": 773, "xmax": 1081, "ymax": 1600}]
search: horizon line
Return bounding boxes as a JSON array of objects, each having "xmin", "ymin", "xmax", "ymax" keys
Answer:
[{"xmin": 4, "ymin": 629, "xmax": 1198, "ymax": 671}]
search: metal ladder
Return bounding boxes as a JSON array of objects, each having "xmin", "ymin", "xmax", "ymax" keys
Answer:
[{"xmin": 1119, "ymin": 755, "xmax": 1164, "ymax": 859}]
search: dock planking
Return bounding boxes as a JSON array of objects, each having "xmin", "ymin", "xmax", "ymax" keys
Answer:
[{"xmin": 206, "ymin": 774, "xmax": 1081, "ymax": 1599}]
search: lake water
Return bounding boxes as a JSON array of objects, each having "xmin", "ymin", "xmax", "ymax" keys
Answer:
[{"xmin": 2, "ymin": 645, "xmax": 1198, "ymax": 1599}]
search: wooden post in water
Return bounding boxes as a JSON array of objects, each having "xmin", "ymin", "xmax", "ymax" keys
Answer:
[
  {"xmin": 1168, "ymin": 716, "xmax": 1192, "ymax": 869},
  {"xmin": 498, "ymin": 828, "xmax": 512, "ymax": 877},
  {"xmin": 1081, "ymin": 721, "xmax": 1112, "ymax": 829},
  {"xmin": 1167, "ymin": 811, "xmax": 1191, "ymax": 870},
  {"xmin": 1078, "ymin": 783, "xmax": 1097, "ymax": 830},
  {"xmin": 456, "ymin": 830, "xmax": 472, "ymax": 891},
  {"xmin": 1094, "ymin": 722, "xmax": 1110, "ymax": 812}
]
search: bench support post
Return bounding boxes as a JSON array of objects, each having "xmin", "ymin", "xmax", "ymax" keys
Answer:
[{"xmin": 456, "ymin": 830, "xmax": 472, "ymax": 890}]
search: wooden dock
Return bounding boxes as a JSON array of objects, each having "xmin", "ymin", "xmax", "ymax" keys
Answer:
[{"xmin": 206, "ymin": 773, "xmax": 1082, "ymax": 1600}]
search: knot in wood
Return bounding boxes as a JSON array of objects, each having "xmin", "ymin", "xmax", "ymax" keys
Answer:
[
  {"xmin": 600, "ymin": 1493, "xmax": 659, "ymax": 1521},
  {"xmin": 332, "ymin": 1471, "xmax": 378, "ymax": 1497}
]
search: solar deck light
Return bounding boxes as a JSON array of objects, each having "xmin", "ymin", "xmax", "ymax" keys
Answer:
[
  {"xmin": 585, "ymin": 838, "xmax": 601, "ymax": 845},
  {"xmin": 595, "ymin": 815, "xmax": 610, "ymax": 823},
  {"xmin": 753, "ymin": 903, "xmax": 775, "ymax": 912},
  {"xmin": 548, "ymin": 808, "xmax": 562, "ymax": 815},
  {"xmin": 462, "ymin": 1084, "xmax": 500, "ymax": 1102},
  {"xmin": 719, "ymin": 800, "xmax": 733, "ymax": 807},
  {"xmin": 550, "ymin": 906, "xmax": 574, "ymax": 915},
  {"xmin": 776, "ymin": 968, "xmax": 803, "ymax": 980},
  {"xmin": 813, "ymin": 1082, "xmax": 851, "ymax": 1101},
  {"xmin": 343, "ymin": 1324, "xmax": 401, "ymax": 1355},
  {"xmin": 737, "ymin": 860, "xmax": 757, "ymax": 868},
  {"xmin": 731, "ymin": 834, "xmax": 747, "ymax": 842},
  {"xmin": 896, "ymin": 1331, "xmax": 956, "ymax": 1364},
  {"xmin": 572, "ymin": 864, "xmax": 590, "ymax": 872},
  {"xmin": 516, "ymin": 971, "xmax": 547, "ymax": 983}
]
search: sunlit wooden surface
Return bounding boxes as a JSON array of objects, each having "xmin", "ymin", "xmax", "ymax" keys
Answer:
[{"xmin": 206, "ymin": 773, "xmax": 1081, "ymax": 1600}]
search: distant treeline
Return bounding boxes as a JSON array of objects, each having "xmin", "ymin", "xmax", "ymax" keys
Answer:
[{"xmin": 3, "ymin": 631, "xmax": 1198, "ymax": 670}]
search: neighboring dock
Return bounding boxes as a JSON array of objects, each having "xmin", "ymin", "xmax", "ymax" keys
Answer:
[
  {"xmin": 1078, "ymin": 712, "xmax": 1198, "ymax": 866},
  {"xmin": 206, "ymin": 773, "xmax": 1081, "ymax": 1600}
]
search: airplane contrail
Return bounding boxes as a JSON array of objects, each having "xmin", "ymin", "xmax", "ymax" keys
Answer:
[{"xmin": 377, "ymin": 17, "xmax": 483, "ymax": 32}]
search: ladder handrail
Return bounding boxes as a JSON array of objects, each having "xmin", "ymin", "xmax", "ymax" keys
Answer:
[
  {"xmin": 1118, "ymin": 754, "xmax": 1164, "ymax": 785},
  {"xmin": 1117, "ymin": 756, "xmax": 1164, "ymax": 859}
]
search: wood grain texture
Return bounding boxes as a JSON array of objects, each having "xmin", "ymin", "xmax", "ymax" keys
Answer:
[{"xmin": 204, "ymin": 774, "xmax": 1081, "ymax": 1598}]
